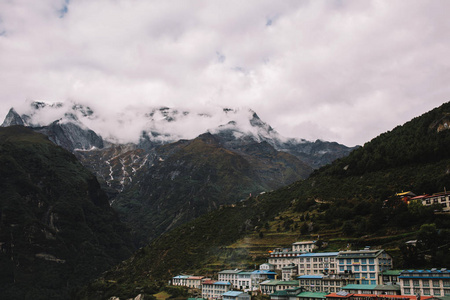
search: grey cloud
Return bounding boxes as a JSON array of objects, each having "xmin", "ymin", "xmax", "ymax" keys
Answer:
[{"xmin": 1, "ymin": 0, "xmax": 450, "ymax": 146}]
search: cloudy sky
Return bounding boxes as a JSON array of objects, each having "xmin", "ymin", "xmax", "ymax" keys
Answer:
[{"xmin": 1, "ymin": 0, "xmax": 450, "ymax": 146}]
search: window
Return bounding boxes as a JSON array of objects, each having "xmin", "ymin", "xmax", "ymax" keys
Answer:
[
  {"xmin": 369, "ymin": 259, "xmax": 374, "ymax": 264},
  {"xmin": 404, "ymin": 288, "xmax": 411, "ymax": 295},
  {"xmin": 340, "ymin": 266, "xmax": 345, "ymax": 271},
  {"xmin": 433, "ymin": 280, "xmax": 440, "ymax": 287},
  {"xmin": 444, "ymin": 280, "xmax": 450, "ymax": 287},
  {"xmin": 354, "ymin": 266, "xmax": 360, "ymax": 271},
  {"xmin": 371, "ymin": 280, "xmax": 377, "ymax": 285},
  {"xmin": 339, "ymin": 260, "xmax": 344, "ymax": 265},
  {"xmin": 346, "ymin": 259, "xmax": 352, "ymax": 264},
  {"xmin": 370, "ymin": 273, "xmax": 375, "ymax": 278},
  {"xmin": 330, "ymin": 288, "xmax": 335, "ymax": 292},
  {"xmin": 444, "ymin": 289, "xmax": 450, "ymax": 296},
  {"xmin": 362, "ymin": 266, "xmax": 367, "ymax": 271},
  {"xmin": 423, "ymin": 288, "xmax": 430, "ymax": 295},
  {"xmin": 413, "ymin": 280, "xmax": 420, "ymax": 286},
  {"xmin": 434, "ymin": 289, "xmax": 441, "ymax": 296},
  {"xmin": 423, "ymin": 280, "xmax": 430, "ymax": 287},
  {"xmin": 361, "ymin": 259, "xmax": 367, "ymax": 264},
  {"xmin": 362, "ymin": 280, "xmax": 369, "ymax": 284},
  {"xmin": 369, "ymin": 266, "xmax": 375, "ymax": 271},
  {"xmin": 404, "ymin": 280, "xmax": 410, "ymax": 287}
]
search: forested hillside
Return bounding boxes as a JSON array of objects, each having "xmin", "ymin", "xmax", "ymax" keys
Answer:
[
  {"xmin": 78, "ymin": 102, "xmax": 450, "ymax": 299},
  {"xmin": 0, "ymin": 126, "xmax": 134, "ymax": 299}
]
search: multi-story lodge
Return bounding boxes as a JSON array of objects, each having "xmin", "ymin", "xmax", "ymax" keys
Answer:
[
  {"xmin": 218, "ymin": 269, "xmax": 276, "ymax": 291},
  {"xmin": 336, "ymin": 249, "xmax": 392, "ymax": 285},
  {"xmin": 298, "ymin": 273, "xmax": 357, "ymax": 293},
  {"xmin": 218, "ymin": 270, "xmax": 242, "ymax": 288},
  {"xmin": 172, "ymin": 275, "xmax": 208, "ymax": 289},
  {"xmin": 282, "ymin": 264, "xmax": 298, "ymax": 281},
  {"xmin": 269, "ymin": 241, "xmax": 317, "ymax": 270},
  {"xmin": 292, "ymin": 241, "xmax": 317, "ymax": 252},
  {"xmin": 201, "ymin": 280, "xmax": 232, "ymax": 299},
  {"xmin": 410, "ymin": 192, "xmax": 450, "ymax": 212},
  {"xmin": 298, "ymin": 252, "xmax": 339, "ymax": 275},
  {"xmin": 260, "ymin": 280, "xmax": 300, "ymax": 295},
  {"xmin": 398, "ymin": 269, "xmax": 450, "ymax": 297}
]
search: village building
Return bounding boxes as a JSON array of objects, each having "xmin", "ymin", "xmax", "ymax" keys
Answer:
[
  {"xmin": 298, "ymin": 273, "xmax": 357, "ymax": 293},
  {"xmin": 398, "ymin": 269, "xmax": 450, "ymax": 297},
  {"xmin": 268, "ymin": 248, "xmax": 303, "ymax": 270},
  {"xmin": 410, "ymin": 192, "xmax": 450, "ymax": 212},
  {"xmin": 282, "ymin": 264, "xmax": 299, "ymax": 281},
  {"xmin": 379, "ymin": 270, "xmax": 403, "ymax": 286},
  {"xmin": 298, "ymin": 252, "xmax": 339, "ymax": 275},
  {"xmin": 201, "ymin": 280, "xmax": 232, "ymax": 299},
  {"xmin": 187, "ymin": 276, "xmax": 207, "ymax": 289},
  {"xmin": 260, "ymin": 280, "xmax": 300, "ymax": 295},
  {"xmin": 336, "ymin": 249, "xmax": 393, "ymax": 285},
  {"xmin": 261, "ymin": 263, "xmax": 276, "ymax": 271},
  {"xmin": 218, "ymin": 270, "xmax": 242, "ymax": 288},
  {"xmin": 173, "ymin": 275, "xmax": 190, "ymax": 286},
  {"xmin": 292, "ymin": 241, "xmax": 317, "ymax": 253},
  {"xmin": 269, "ymin": 287, "xmax": 304, "ymax": 300}
]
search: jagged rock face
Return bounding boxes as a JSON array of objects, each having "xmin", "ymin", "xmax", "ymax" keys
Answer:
[
  {"xmin": 34, "ymin": 121, "xmax": 104, "ymax": 152},
  {"xmin": 1, "ymin": 108, "xmax": 25, "ymax": 127}
]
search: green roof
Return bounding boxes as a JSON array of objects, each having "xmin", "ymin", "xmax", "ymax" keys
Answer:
[
  {"xmin": 270, "ymin": 291, "xmax": 288, "ymax": 296},
  {"xmin": 381, "ymin": 270, "xmax": 403, "ymax": 276},
  {"xmin": 375, "ymin": 285, "xmax": 400, "ymax": 291},
  {"xmin": 262, "ymin": 280, "xmax": 299, "ymax": 286},
  {"xmin": 297, "ymin": 292, "xmax": 328, "ymax": 299},
  {"xmin": 342, "ymin": 284, "xmax": 377, "ymax": 290}
]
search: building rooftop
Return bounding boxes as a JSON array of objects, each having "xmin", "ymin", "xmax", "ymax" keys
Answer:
[
  {"xmin": 173, "ymin": 275, "xmax": 191, "ymax": 279},
  {"xmin": 299, "ymin": 252, "xmax": 339, "ymax": 257},
  {"xmin": 375, "ymin": 285, "xmax": 401, "ymax": 291},
  {"xmin": 336, "ymin": 249, "xmax": 384, "ymax": 259},
  {"xmin": 297, "ymin": 292, "xmax": 328, "ymax": 299},
  {"xmin": 223, "ymin": 291, "xmax": 243, "ymax": 297},
  {"xmin": 381, "ymin": 270, "xmax": 403, "ymax": 276},
  {"xmin": 215, "ymin": 281, "xmax": 232, "ymax": 285},
  {"xmin": 298, "ymin": 275, "xmax": 324, "ymax": 279},
  {"xmin": 342, "ymin": 284, "xmax": 377, "ymax": 290},
  {"xmin": 293, "ymin": 241, "xmax": 316, "ymax": 245},
  {"xmin": 219, "ymin": 269, "xmax": 242, "ymax": 274},
  {"xmin": 261, "ymin": 280, "xmax": 299, "ymax": 286}
]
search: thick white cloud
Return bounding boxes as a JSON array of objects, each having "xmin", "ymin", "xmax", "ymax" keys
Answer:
[{"xmin": 1, "ymin": 0, "xmax": 450, "ymax": 146}]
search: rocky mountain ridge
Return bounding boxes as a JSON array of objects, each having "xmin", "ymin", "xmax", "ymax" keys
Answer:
[{"xmin": 2, "ymin": 102, "xmax": 355, "ymax": 245}]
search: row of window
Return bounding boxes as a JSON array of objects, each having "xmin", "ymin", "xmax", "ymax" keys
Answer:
[
  {"xmin": 339, "ymin": 265, "xmax": 375, "ymax": 271},
  {"xmin": 403, "ymin": 288, "xmax": 450, "ymax": 296},
  {"xmin": 300, "ymin": 264, "xmax": 336, "ymax": 268},
  {"xmin": 299, "ymin": 257, "xmax": 335, "ymax": 262},
  {"xmin": 403, "ymin": 279, "xmax": 450, "ymax": 287}
]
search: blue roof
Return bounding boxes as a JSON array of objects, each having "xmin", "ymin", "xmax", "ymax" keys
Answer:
[
  {"xmin": 298, "ymin": 275, "xmax": 324, "ymax": 279},
  {"xmin": 174, "ymin": 275, "xmax": 190, "ymax": 279},
  {"xmin": 223, "ymin": 291, "xmax": 243, "ymax": 297},
  {"xmin": 215, "ymin": 281, "xmax": 231, "ymax": 285},
  {"xmin": 251, "ymin": 270, "xmax": 277, "ymax": 275},
  {"xmin": 299, "ymin": 252, "xmax": 339, "ymax": 257}
]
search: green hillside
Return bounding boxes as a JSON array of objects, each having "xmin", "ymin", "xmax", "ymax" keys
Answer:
[
  {"xmin": 79, "ymin": 102, "xmax": 450, "ymax": 299},
  {"xmin": 0, "ymin": 126, "xmax": 134, "ymax": 299}
]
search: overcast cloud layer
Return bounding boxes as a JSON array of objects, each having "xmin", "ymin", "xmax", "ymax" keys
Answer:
[{"xmin": 1, "ymin": 0, "xmax": 450, "ymax": 146}]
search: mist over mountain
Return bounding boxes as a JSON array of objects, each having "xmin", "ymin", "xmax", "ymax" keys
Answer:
[{"xmin": 2, "ymin": 101, "xmax": 355, "ymax": 245}]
